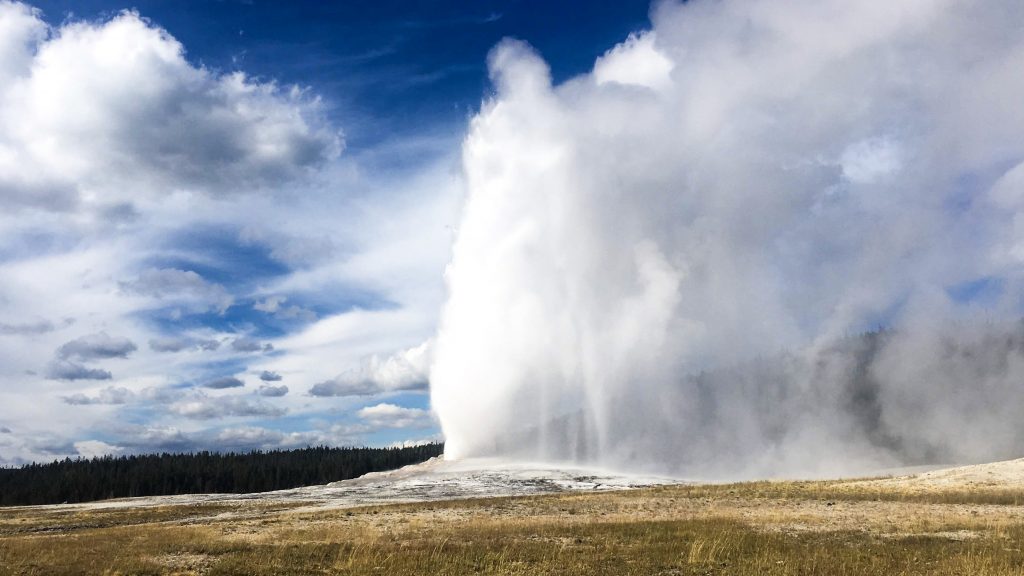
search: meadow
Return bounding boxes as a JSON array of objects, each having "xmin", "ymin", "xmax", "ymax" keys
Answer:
[{"xmin": 2, "ymin": 474, "xmax": 1024, "ymax": 575}]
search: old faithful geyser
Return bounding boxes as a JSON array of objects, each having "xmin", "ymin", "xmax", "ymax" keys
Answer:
[{"xmin": 431, "ymin": 0, "xmax": 1024, "ymax": 478}]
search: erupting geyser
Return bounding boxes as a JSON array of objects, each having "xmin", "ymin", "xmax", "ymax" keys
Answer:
[{"xmin": 431, "ymin": 0, "xmax": 1024, "ymax": 479}]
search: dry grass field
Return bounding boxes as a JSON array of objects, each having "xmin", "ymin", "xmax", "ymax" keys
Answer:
[{"xmin": 3, "ymin": 465, "xmax": 1024, "ymax": 575}]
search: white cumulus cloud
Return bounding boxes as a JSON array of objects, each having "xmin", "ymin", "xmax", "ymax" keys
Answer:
[
  {"xmin": 0, "ymin": 5, "xmax": 341, "ymax": 211},
  {"xmin": 358, "ymin": 403, "xmax": 433, "ymax": 430}
]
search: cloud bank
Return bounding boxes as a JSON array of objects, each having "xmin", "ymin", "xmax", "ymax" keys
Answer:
[
  {"xmin": 0, "ymin": 1, "xmax": 448, "ymax": 464},
  {"xmin": 311, "ymin": 341, "xmax": 431, "ymax": 397},
  {"xmin": 431, "ymin": 0, "xmax": 1024, "ymax": 478},
  {"xmin": 357, "ymin": 403, "xmax": 434, "ymax": 429},
  {"xmin": 57, "ymin": 333, "xmax": 136, "ymax": 360}
]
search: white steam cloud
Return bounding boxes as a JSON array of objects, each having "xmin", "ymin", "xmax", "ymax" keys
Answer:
[{"xmin": 431, "ymin": 0, "xmax": 1024, "ymax": 478}]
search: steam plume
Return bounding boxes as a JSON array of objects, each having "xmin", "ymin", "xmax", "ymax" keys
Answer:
[{"xmin": 431, "ymin": 0, "xmax": 1024, "ymax": 478}]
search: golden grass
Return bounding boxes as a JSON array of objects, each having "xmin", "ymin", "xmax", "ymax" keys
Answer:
[
  {"xmin": 2, "ymin": 481, "xmax": 1024, "ymax": 575},
  {"xmin": 660, "ymin": 478, "xmax": 1024, "ymax": 506}
]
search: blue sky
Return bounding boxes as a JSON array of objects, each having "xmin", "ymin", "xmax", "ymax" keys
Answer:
[
  {"xmin": 30, "ymin": 0, "xmax": 651, "ymax": 151},
  {"xmin": 0, "ymin": 0, "xmax": 652, "ymax": 464}
]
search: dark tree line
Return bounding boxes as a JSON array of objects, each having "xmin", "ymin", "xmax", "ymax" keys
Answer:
[{"xmin": 0, "ymin": 443, "xmax": 443, "ymax": 506}]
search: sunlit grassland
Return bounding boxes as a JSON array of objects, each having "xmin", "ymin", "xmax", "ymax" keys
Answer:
[
  {"xmin": 656, "ymin": 477, "xmax": 1024, "ymax": 506},
  {"xmin": 2, "ymin": 479, "xmax": 1024, "ymax": 575}
]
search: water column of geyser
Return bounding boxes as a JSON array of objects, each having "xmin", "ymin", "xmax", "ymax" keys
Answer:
[{"xmin": 430, "ymin": 0, "xmax": 1024, "ymax": 479}]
